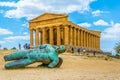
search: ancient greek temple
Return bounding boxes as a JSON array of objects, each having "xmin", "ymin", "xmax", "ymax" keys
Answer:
[{"xmin": 29, "ymin": 13, "xmax": 101, "ymax": 52}]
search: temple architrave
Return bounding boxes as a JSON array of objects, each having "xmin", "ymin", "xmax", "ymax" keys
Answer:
[{"xmin": 29, "ymin": 13, "xmax": 101, "ymax": 52}]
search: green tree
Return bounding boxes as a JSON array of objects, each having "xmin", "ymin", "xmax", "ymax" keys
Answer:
[
  {"xmin": 115, "ymin": 42, "xmax": 120, "ymax": 54},
  {"xmin": 11, "ymin": 47, "xmax": 17, "ymax": 50}
]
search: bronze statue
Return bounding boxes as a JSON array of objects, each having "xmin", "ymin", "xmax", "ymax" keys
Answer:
[{"xmin": 4, "ymin": 44, "xmax": 66, "ymax": 69}]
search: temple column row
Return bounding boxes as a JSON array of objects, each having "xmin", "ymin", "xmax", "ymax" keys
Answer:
[
  {"xmin": 68, "ymin": 26, "xmax": 100, "ymax": 49},
  {"xmin": 30, "ymin": 25, "xmax": 69, "ymax": 47},
  {"xmin": 87, "ymin": 34, "xmax": 100, "ymax": 49},
  {"xmin": 30, "ymin": 25, "xmax": 100, "ymax": 49}
]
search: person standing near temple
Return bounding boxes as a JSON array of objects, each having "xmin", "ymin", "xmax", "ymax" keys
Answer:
[
  {"xmin": 18, "ymin": 43, "xmax": 21, "ymax": 50},
  {"xmin": 71, "ymin": 47, "xmax": 74, "ymax": 54},
  {"xmin": 83, "ymin": 49, "xmax": 86, "ymax": 55},
  {"xmin": 23, "ymin": 43, "xmax": 28, "ymax": 49},
  {"xmin": 77, "ymin": 48, "xmax": 81, "ymax": 55},
  {"xmin": 27, "ymin": 44, "xmax": 30, "ymax": 49},
  {"xmin": 93, "ymin": 51, "xmax": 96, "ymax": 56}
]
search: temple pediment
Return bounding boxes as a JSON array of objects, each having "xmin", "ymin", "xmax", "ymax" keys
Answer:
[{"xmin": 30, "ymin": 13, "xmax": 68, "ymax": 22}]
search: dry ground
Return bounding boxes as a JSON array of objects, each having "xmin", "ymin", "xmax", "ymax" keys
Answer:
[{"xmin": 0, "ymin": 50, "xmax": 120, "ymax": 80}]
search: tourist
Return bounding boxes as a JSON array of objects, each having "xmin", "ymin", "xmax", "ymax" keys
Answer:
[
  {"xmin": 93, "ymin": 51, "xmax": 96, "ymax": 56},
  {"xmin": 83, "ymin": 49, "xmax": 86, "ymax": 55},
  {"xmin": 18, "ymin": 43, "xmax": 21, "ymax": 50},
  {"xmin": 77, "ymin": 48, "xmax": 80, "ymax": 54},
  {"xmin": 23, "ymin": 43, "xmax": 28, "ymax": 49},
  {"xmin": 71, "ymin": 47, "xmax": 74, "ymax": 54},
  {"xmin": 27, "ymin": 44, "xmax": 30, "ymax": 49}
]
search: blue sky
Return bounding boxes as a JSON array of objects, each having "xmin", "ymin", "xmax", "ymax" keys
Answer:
[{"xmin": 0, "ymin": 0, "xmax": 120, "ymax": 54}]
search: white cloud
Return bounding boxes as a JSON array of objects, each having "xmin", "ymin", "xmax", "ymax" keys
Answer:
[
  {"xmin": 0, "ymin": 0, "xmax": 95, "ymax": 19},
  {"xmin": 92, "ymin": 10, "xmax": 109, "ymax": 16},
  {"xmin": 23, "ymin": 32, "xmax": 28, "ymax": 35},
  {"xmin": 22, "ymin": 22, "xmax": 29, "ymax": 28},
  {"xmin": 92, "ymin": 10, "xmax": 102, "ymax": 16},
  {"xmin": 78, "ymin": 22, "xmax": 91, "ymax": 28},
  {"xmin": 101, "ymin": 22, "xmax": 120, "ymax": 40},
  {"xmin": 4, "ymin": 35, "xmax": 29, "ymax": 41},
  {"xmin": 0, "ymin": 2, "xmax": 16, "ymax": 7},
  {"xmin": 93, "ymin": 19, "xmax": 109, "ymax": 26},
  {"xmin": 0, "ymin": 27, "xmax": 13, "ymax": 35}
]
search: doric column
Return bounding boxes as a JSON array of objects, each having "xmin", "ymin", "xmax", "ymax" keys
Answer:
[
  {"xmin": 86, "ymin": 32, "xmax": 88, "ymax": 48},
  {"xmin": 35, "ymin": 28, "xmax": 39, "ymax": 46},
  {"xmin": 80, "ymin": 30, "xmax": 83, "ymax": 47},
  {"xmin": 42, "ymin": 28, "xmax": 46, "ymax": 44},
  {"xmin": 40, "ymin": 31, "xmax": 42, "ymax": 45},
  {"xmin": 82, "ymin": 31, "xmax": 84, "ymax": 47},
  {"xmin": 72, "ymin": 27, "xmax": 74, "ymax": 46},
  {"xmin": 89, "ymin": 34, "xmax": 92, "ymax": 48},
  {"xmin": 85, "ymin": 31, "xmax": 87, "ymax": 48},
  {"xmin": 78, "ymin": 29, "xmax": 80, "ymax": 47},
  {"xmin": 86, "ymin": 32, "xmax": 87, "ymax": 48},
  {"xmin": 88, "ymin": 32, "xmax": 89, "ymax": 48},
  {"xmin": 93, "ymin": 35, "xmax": 95, "ymax": 49},
  {"xmin": 79, "ymin": 29, "xmax": 81, "ymax": 46},
  {"xmin": 69, "ymin": 26, "xmax": 73, "ymax": 46},
  {"xmin": 96, "ymin": 36, "xmax": 98, "ymax": 49},
  {"xmin": 74, "ymin": 27, "xmax": 76, "ymax": 47},
  {"xmin": 98, "ymin": 37, "xmax": 100, "ymax": 49},
  {"xmin": 30, "ymin": 29, "xmax": 33, "ymax": 46},
  {"xmin": 98, "ymin": 36, "xmax": 100, "ymax": 49},
  {"xmin": 95, "ymin": 36, "xmax": 97, "ymax": 49},
  {"xmin": 91, "ymin": 34, "xmax": 93, "ymax": 48},
  {"xmin": 57, "ymin": 26, "xmax": 61, "ymax": 45},
  {"xmin": 84, "ymin": 31, "xmax": 87, "ymax": 48},
  {"xmin": 91, "ymin": 34, "xmax": 94, "ymax": 48},
  {"xmin": 76, "ymin": 29, "xmax": 78, "ymax": 46},
  {"xmin": 88, "ymin": 33, "xmax": 90, "ymax": 48},
  {"xmin": 64, "ymin": 26, "xmax": 69, "ymax": 46},
  {"xmin": 49, "ymin": 27, "xmax": 53, "ymax": 45},
  {"xmin": 92, "ymin": 35, "xmax": 94, "ymax": 48},
  {"xmin": 83, "ymin": 31, "xmax": 85, "ymax": 47}
]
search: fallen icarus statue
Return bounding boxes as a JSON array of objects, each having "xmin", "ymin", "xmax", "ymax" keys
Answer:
[{"xmin": 4, "ymin": 44, "xmax": 66, "ymax": 69}]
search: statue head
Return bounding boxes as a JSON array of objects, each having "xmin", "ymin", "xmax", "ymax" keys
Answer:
[{"xmin": 56, "ymin": 45, "xmax": 66, "ymax": 54}]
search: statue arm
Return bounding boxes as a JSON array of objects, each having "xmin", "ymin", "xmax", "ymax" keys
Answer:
[
  {"xmin": 38, "ymin": 44, "xmax": 49, "ymax": 49},
  {"xmin": 48, "ymin": 53, "xmax": 59, "ymax": 68},
  {"xmin": 48, "ymin": 58, "xmax": 59, "ymax": 68},
  {"xmin": 4, "ymin": 50, "xmax": 32, "ymax": 61}
]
